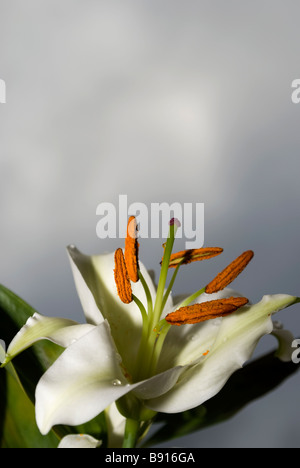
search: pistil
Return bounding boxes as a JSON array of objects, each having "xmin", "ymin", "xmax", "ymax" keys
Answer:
[{"xmin": 151, "ymin": 218, "xmax": 181, "ymax": 329}]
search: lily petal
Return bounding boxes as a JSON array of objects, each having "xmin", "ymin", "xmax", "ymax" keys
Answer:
[
  {"xmin": 58, "ymin": 434, "xmax": 101, "ymax": 448},
  {"xmin": 105, "ymin": 403, "xmax": 126, "ymax": 448},
  {"xmin": 67, "ymin": 246, "xmax": 157, "ymax": 374},
  {"xmin": 147, "ymin": 294, "xmax": 298, "ymax": 413},
  {"xmin": 2, "ymin": 313, "xmax": 94, "ymax": 365},
  {"xmin": 67, "ymin": 246, "xmax": 104, "ymax": 326},
  {"xmin": 272, "ymin": 323, "xmax": 296, "ymax": 362},
  {"xmin": 157, "ymin": 319, "xmax": 222, "ymax": 373},
  {"xmin": 0, "ymin": 339, "xmax": 6, "ymax": 364},
  {"xmin": 35, "ymin": 321, "xmax": 130, "ymax": 434},
  {"xmin": 35, "ymin": 319, "xmax": 188, "ymax": 434},
  {"xmin": 158, "ymin": 289, "xmax": 244, "ymax": 370},
  {"xmin": 132, "ymin": 365, "xmax": 186, "ymax": 400}
]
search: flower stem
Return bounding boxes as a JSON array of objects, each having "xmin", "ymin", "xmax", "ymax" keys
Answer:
[
  {"xmin": 161, "ymin": 262, "xmax": 183, "ymax": 312},
  {"xmin": 151, "ymin": 222, "xmax": 178, "ymax": 329},
  {"xmin": 138, "ymin": 270, "xmax": 153, "ymax": 316},
  {"xmin": 122, "ymin": 418, "xmax": 140, "ymax": 448},
  {"xmin": 133, "ymin": 294, "xmax": 148, "ymax": 327},
  {"xmin": 177, "ymin": 286, "xmax": 206, "ymax": 308},
  {"xmin": 148, "ymin": 319, "xmax": 171, "ymax": 376}
]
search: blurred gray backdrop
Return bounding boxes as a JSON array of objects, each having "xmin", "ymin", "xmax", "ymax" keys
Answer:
[{"xmin": 0, "ymin": 0, "xmax": 300, "ymax": 447}]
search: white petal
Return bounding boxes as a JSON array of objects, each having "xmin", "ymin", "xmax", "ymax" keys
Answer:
[
  {"xmin": 272, "ymin": 323, "xmax": 296, "ymax": 362},
  {"xmin": 157, "ymin": 319, "xmax": 221, "ymax": 372},
  {"xmin": 35, "ymin": 317, "xmax": 190, "ymax": 434},
  {"xmin": 147, "ymin": 294, "xmax": 298, "ymax": 413},
  {"xmin": 67, "ymin": 246, "xmax": 104, "ymax": 326},
  {"xmin": 157, "ymin": 288, "xmax": 245, "ymax": 372},
  {"xmin": 35, "ymin": 322, "xmax": 131, "ymax": 434},
  {"xmin": 58, "ymin": 434, "xmax": 101, "ymax": 448},
  {"xmin": 105, "ymin": 403, "xmax": 126, "ymax": 448},
  {"xmin": 3, "ymin": 313, "xmax": 94, "ymax": 364},
  {"xmin": 0, "ymin": 339, "xmax": 6, "ymax": 363},
  {"xmin": 67, "ymin": 246, "xmax": 157, "ymax": 375},
  {"xmin": 132, "ymin": 365, "xmax": 186, "ymax": 400}
]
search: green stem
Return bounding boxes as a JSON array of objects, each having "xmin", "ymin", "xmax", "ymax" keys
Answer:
[
  {"xmin": 133, "ymin": 294, "xmax": 148, "ymax": 327},
  {"xmin": 148, "ymin": 320, "xmax": 171, "ymax": 376},
  {"xmin": 177, "ymin": 286, "xmax": 206, "ymax": 308},
  {"xmin": 161, "ymin": 262, "xmax": 182, "ymax": 312},
  {"xmin": 122, "ymin": 418, "xmax": 140, "ymax": 448},
  {"xmin": 134, "ymin": 221, "xmax": 180, "ymax": 381},
  {"xmin": 151, "ymin": 223, "xmax": 178, "ymax": 329},
  {"xmin": 133, "ymin": 294, "xmax": 151, "ymax": 381},
  {"xmin": 138, "ymin": 270, "xmax": 153, "ymax": 316}
]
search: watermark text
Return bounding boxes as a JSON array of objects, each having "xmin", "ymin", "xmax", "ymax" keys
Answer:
[
  {"xmin": 96, "ymin": 195, "xmax": 204, "ymax": 249},
  {"xmin": 292, "ymin": 339, "xmax": 300, "ymax": 364},
  {"xmin": 291, "ymin": 79, "xmax": 300, "ymax": 103},
  {"xmin": 0, "ymin": 79, "xmax": 6, "ymax": 103}
]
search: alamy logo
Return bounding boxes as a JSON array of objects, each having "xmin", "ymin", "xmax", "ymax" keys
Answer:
[
  {"xmin": 96, "ymin": 195, "xmax": 204, "ymax": 249},
  {"xmin": 291, "ymin": 339, "xmax": 300, "ymax": 364},
  {"xmin": 0, "ymin": 79, "xmax": 6, "ymax": 103}
]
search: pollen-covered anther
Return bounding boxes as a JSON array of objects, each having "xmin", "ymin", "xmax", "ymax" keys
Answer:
[
  {"xmin": 114, "ymin": 248, "xmax": 133, "ymax": 304},
  {"xmin": 124, "ymin": 216, "xmax": 139, "ymax": 283},
  {"xmin": 165, "ymin": 247, "xmax": 223, "ymax": 268},
  {"xmin": 205, "ymin": 250, "xmax": 254, "ymax": 294},
  {"xmin": 165, "ymin": 297, "xmax": 249, "ymax": 326}
]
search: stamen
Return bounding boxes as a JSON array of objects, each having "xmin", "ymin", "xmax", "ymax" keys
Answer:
[
  {"xmin": 125, "ymin": 216, "xmax": 139, "ymax": 283},
  {"xmin": 164, "ymin": 247, "xmax": 223, "ymax": 268},
  {"xmin": 165, "ymin": 296, "xmax": 249, "ymax": 326},
  {"xmin": 114, "ymin": 248, "xmax": 133, "ymax": 304},
  {"xmin": 205, "ymin": 250, "xmax": 254, "ymax": 294}
]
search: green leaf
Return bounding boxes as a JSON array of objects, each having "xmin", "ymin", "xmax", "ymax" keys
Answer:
[
  {"xmin": 144, "ymin": 351, "xmax": 300, "ymax": 446},
  {"xmin": 0, "ymin": 369, "xmax": 59, "ymax": 448},
  {"xmin": 0, "ymin": 284, "xmax": 108, "ymax": 447}
]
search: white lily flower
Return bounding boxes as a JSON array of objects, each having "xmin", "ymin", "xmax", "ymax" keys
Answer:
[{"xmin": 2, "ymin": 217, "xmax": 299, "ymax": 446}]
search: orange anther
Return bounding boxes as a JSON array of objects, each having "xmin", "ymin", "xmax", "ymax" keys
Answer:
[
  {"xmin": 165, "ymin": 247, "xmax": 223, "ymax": 268},
  {"xmin": 114, "ymin": 248, "xmax": 133, "ymax": 304},
  {"xmin": 125, "ymin": 216, "xmax": 139, "ymax": 283},
  {"xmin": 165, "ymin": 297, "xmax": 249, "ymax": 326},
  {"xmin": 205, "ymin": 250, "xmax": 254, "ymax": 294}
]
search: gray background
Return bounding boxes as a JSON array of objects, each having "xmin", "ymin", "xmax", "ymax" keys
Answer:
[{"xmin": 0, "ymin": 1, "xmax": 300, "ymax": 447}]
